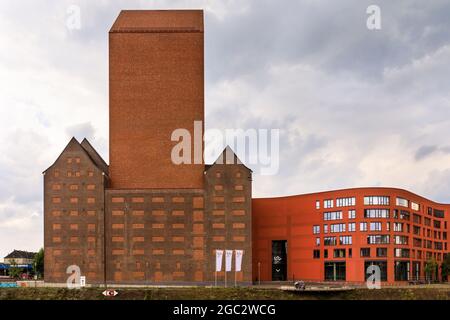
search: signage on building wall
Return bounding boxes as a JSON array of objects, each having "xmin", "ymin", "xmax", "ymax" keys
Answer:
[{"xmin": 273, "ymin": 256, "xmax": 282, "ymax": 264}]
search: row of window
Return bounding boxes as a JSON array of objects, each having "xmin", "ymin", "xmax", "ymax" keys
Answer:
[
  {"xmin": 364, "ymin": 196, "xmax": 390, "ymax": 206},
  {"xmin": 214, "ymin": 171, "xmax": 243, "ymax": 179},
  {"xmin": 52, "ymin": 184, "xmax": 96, "ymax": 191},
  {"xmin": 322, "ymin": 208, "xmax": 446, "ymax": 229},
  {"xmin": 314, "ymin": 222, "xmax": 448, "ymax": 241},
  {"xmin": 316, "ymin": 196, "xmax": 445, "ymax": 219},
  {"xmin": 413, "ymin": 238, "xmax": 447, "ymax": 250},
  {"xmin": 67, "ymin": 157, "xmax": 81, "ymax": 164},
  {"xmin": 54, "ymin": 170, "xmax": 95, "ymax": 177},
  {"xmin": 313, "ymin": 248, "xmax": 353, "ymax": 259},
  {"xmin": 323, "ymin": 236, "xmax": 353, "ymax": 246},
  {"xmin": 318, "ymin": 232, "xmax": 446, "ymax": 251},
  {"xmin": 314, "ymin": 248, "xmax": 445, "ymax": 261},
  {"xmin": 311, "ymin": 259, "xmax": 446, "ymax": 281},
  {"xmin": 52, "ymin": 197, "xmax": 96, "ymax": 204}
]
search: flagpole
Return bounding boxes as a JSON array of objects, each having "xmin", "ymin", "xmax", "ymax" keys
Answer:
[
  {"xmin": 225, "ymin": 269, "xmax": 227, "ymax": 288},
  {"xmin": 215, "ymin": 271, "xmax": 217, "ymax": 287}
]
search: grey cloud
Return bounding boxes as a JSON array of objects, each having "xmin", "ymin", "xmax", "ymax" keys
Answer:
[
  {"xmin": 205, "ymin": 0, "xmax": 450, "ymax": 84},
  {"xmin": 415, "ymin": 145, "xmax": 450, "ymax": 161},
  {"xmin": 415, "ymin": 145, "xmax": 438, "ymax": 160}
]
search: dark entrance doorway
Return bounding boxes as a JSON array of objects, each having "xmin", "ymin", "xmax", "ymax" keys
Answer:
[
  {"xmin": 324, "ymin": 262, "xmax": 346, "ymax": 281},
  {"xmin": 394, "ymin": 261, "xmax": 410, "ymax": 281},
  {"xmin": 272, "ymin": 240, "xmax": 287, "ymax": 281}
]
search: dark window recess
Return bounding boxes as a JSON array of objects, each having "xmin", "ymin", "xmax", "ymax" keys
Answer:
[
  {"xmin": 433, "ymin": 209, "xmax": 444, "ymax": 218},
  {"xmin": 333, "ymin": 249, "xmax": 346, "ymax": 258},
  {"xmin": 433, "ymin": 220, "xmax": 441, "ymax": 229},
  {"xmin": 324, "ymin": 262, "xmax": 346, "ymax": 281},
  {"xmin": 324, "ymin": 249, "xmax": 328, "ymax": 259},
  {"xmin": 376, "ymin": 248, "xmax": 387, "ymax": 257},
  {"xmin": 313, "ymin": 250, "xmax": 320, "ymax": 259},
  {"xmin": 394, "ymin": 261, "xmax": 410, "ymax": 281},
  {"xmin": 360, "ymin": 248, "xmax": 371, "ymax": 257}
]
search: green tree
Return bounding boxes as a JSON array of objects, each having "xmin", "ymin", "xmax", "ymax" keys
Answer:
[
  {"xmin": 424, "ymin": 258, "xmax": 438, "ymax": 283},
  {"xmin": 441, "ymin": 254, "xmax": 450, "ymax": 282},
  {"xmin": 8, "ymin": 259, "xmax": 21, "ymax": 279},
  {"xmin": 33, "ymin": 248, "xmax": 44, "ymax": 278}
]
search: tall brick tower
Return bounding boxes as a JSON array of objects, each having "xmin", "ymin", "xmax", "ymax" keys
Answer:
[{"xmin": 109, "ymin": 10, "xmax": 204, "ymax": 189}]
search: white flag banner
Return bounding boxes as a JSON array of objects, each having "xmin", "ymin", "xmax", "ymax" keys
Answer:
[
  {"xmin": 215, "ymin": 250, "xmax": 224, "ymax": 272},
  {"xmin": 235, "ymin": 250, "xmax": 244, "ymax": 272},
  {"xmin": 225, "ymin": 250, "xmax": 233, "ymax": 272}
]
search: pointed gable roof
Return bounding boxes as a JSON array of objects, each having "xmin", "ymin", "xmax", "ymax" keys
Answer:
[
  {"xmin": 43, "ymin": 137, "xmax": 109, "ymax": 175},
  {"xmin": 206, "ymin": 145, "xmax": 252, "ymax": 172},
  {"xmin": 80, "ymin": 138, "xmax": 109, "ymax": 175}
]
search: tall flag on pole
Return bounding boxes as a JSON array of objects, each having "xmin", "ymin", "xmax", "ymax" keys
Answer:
[
  {"xmin": 215, "ymin": 250, "xmax": 224, "ymax": 272},
  {"xmin": 235, "ymin": 250, "xmax": 244, "ymax": 272},
  {"xmin": 225, "ymin": 250, "xmax": 233, "ymax": 272}
]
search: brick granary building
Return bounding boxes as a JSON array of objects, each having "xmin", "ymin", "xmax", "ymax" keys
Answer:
[
  {"xmin": 44, "ymin": 10, "xmax": 251, "ymax": 285},
  {"xmin": 44, "ymin": 10, "xmax": 450, "ymax": 285}
]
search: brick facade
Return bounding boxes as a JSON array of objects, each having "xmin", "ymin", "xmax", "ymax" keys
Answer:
[
  {"xmin": 43, "ymin": 10, "xmax": 253, "ymax": 285},
  {"xmin": 109, "ymin": 10, "xmax": 204, "ymax": 190},
  {"xmin": 43, "ymin": 138, "xmax": 108, "ymax": 283},
  {"xmin": 44, "ymin": 142, "xmax": 252, "ymax": 284}
]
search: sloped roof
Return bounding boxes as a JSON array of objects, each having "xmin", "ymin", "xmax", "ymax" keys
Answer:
[
  {"xmin": 81, "ymin": 138, "xmax": 109, "ymax": 175},
  {"xmin": 5, "ymin": 250, "xmax": 36, "ymax": 260},
  {"xmin": 43, "ymin": 137, "xmax": 109, "ymax": 175},
  {"xmin": 205, "ymin": 146, "xmax": 252, "ymax": 172}
]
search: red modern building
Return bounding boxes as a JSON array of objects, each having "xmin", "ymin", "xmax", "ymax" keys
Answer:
[{"xmin": 253, "ymin": 188, "xmax": 449, "ymax": 284}]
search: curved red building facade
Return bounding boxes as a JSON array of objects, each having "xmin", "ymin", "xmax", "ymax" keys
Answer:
[{"xmin": 252, "ymin": 188, "xmax": 449, "ymax": 284}]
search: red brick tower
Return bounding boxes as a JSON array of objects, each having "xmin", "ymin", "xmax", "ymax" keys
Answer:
[{"xmin": 109, "ymin": 10, "xmax": 204, "ymax": 189}]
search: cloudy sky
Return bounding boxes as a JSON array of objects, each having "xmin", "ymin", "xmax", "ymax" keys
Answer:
[{"xmin": 0, "ymin": 0, "xmax": 450, "ymax": 257}]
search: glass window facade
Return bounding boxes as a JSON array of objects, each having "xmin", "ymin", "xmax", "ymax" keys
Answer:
[
  {"xmin": 364, "ymin": 196, "xmax": 389, "ymax": 205},
  {"xmin": 324, "ymin": 211, "xmax": 343, "ymax": 221},
  {"xmin": 396, "ymin": 197, "xmax": 409, "ymax": 207},
  {"xmin": 364, "ymin": 209, "xmax": 389, "ymax": 218},
  {"xmin": 324, "ymin": 262, "xmax": 346, "ymax": 281},
  {"xmin": 367, "ymin": 235, "xmax": 390, "ymax": 244},
  {"xmin": 336, "ymin": 197, "xmax": 356, "ymax": 207}
]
